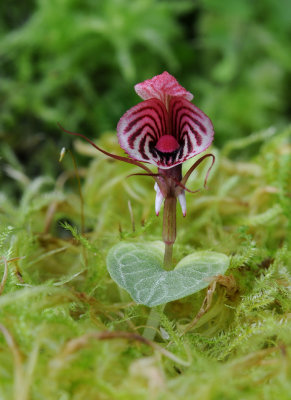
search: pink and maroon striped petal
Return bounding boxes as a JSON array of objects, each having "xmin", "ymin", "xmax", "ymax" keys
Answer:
[
  {"xmin": 117, "ymin": 96, "xmax": 214, "ymax": 169},
  {"xmin": 169, "ymin": 97, "xmax": 214, "ymax": 164},
  {"xmin": 117, "ymin": 98, "xmax": 169, "ymax": 166},
  {"xmin": 135, "ymin": 71, "xmax": 193, "ymax": 105}
]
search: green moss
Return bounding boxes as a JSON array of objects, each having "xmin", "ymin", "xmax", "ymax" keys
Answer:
[{"xmin": 0, "ymin": 126, "xmax": 290, "ymax": 399}]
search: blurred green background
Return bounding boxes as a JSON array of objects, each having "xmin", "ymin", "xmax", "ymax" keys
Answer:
[{"xmin": 0, "ymin": 0, "xmax": 290, "ymax": 196}]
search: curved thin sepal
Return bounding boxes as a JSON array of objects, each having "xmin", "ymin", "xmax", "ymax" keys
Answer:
[
  {"xmin": 58, "ymin": 123, "xmax": 163, "ymax": 190},
  {"xmin": 126, "ymin": 173, "xmax": 160, "ymax": 179},
  {"xmin": 181, "ymin": 153, "xmax": 215, "ymax": 188},
  {"xmin": 174, "ymin": 179, "xmax": 202, "ymax": 194}
]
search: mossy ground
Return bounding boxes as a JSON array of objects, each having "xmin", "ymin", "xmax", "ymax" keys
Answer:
[{"xmin": 0, "ymin": 126, "xmax": 290, "ymax": 400}]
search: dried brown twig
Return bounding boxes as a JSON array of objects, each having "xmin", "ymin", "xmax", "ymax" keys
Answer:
[{"xmin": 53, "ymin": 330, "xmax": 191, "ymax": 367}]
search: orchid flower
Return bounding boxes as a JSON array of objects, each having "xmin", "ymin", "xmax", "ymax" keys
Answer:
[
  {"xmin": 60, "ymin": 72, "xmax": 215, "ymax": 265},
  {"xmin": 117, "ymin": 71, "xmax": 214, "ymax": 218}
]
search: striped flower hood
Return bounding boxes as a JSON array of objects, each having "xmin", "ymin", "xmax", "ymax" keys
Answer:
[{"xmin": 117, "ymin": 72, "xmax": 214, "ymax": 170}]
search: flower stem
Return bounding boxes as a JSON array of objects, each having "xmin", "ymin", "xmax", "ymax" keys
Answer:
[
  {"xmin": 162, "ymin": 196, "xmax": 176, "ymax": 270},
  {"xmin": 143, "ymin": 306, "xmax": 162, "ymax": 341},
  {"xmin": 144, "ymin": 174, "xmax": 178, "ymax": 340},
  {"xmin": 164, "ymin": 244, "xmax": 173, "ymax": 270}
]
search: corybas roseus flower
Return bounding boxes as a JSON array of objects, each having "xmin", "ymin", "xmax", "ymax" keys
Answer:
[
  {"xmin": 60, "ymin": 72, "xmax": 215, "ymax": 230},
  {"xmin": 117, "ymin": 71, "xmax": 215, "ymax": 217}
]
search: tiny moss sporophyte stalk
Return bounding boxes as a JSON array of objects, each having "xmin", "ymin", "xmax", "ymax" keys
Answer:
[{"xmin": 60, "ymin": 72, "xmax": 229, "ymax": 310}]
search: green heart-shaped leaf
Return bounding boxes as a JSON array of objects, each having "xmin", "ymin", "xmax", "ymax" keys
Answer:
[{"xmin": 107, "ymin": 242, "xmax": 230, "ymax": 307}]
